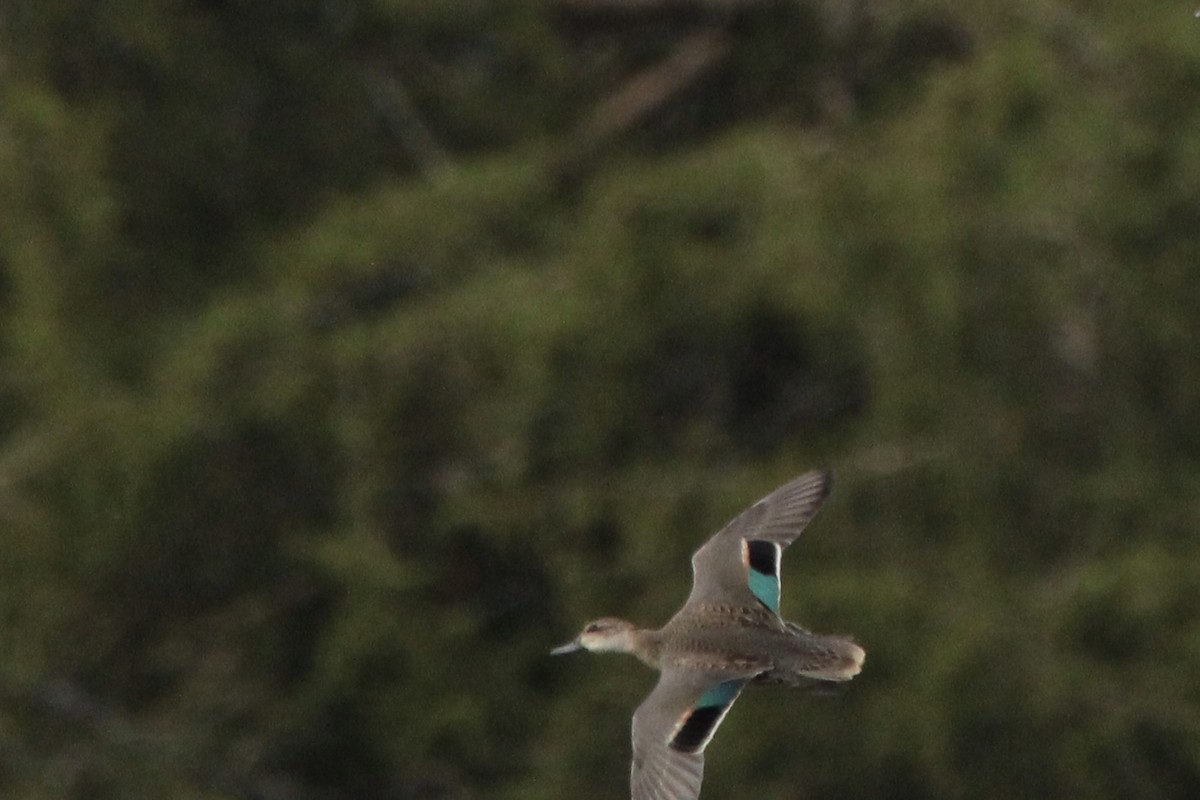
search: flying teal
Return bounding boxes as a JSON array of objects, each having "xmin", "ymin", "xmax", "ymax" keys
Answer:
[{"xmin": 551, "ymin": 470, "xmax": 864, "ymax": 800}]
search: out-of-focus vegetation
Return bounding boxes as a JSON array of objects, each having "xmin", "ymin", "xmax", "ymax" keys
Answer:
[{"xmin": 2, "ymin": 1, "xmax": 1199, "ymax": 798}]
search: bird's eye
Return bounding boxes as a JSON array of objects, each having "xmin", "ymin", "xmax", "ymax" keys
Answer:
[{"xmin": 584, "ymin": 623, "xmax": 600, "ymax": 634}]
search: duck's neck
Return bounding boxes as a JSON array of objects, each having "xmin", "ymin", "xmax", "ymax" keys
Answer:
[{"xmin": 630, "ymin": 628, "xmax": 664, "ymax": 669}]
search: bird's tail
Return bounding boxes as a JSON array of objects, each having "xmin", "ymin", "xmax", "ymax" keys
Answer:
[{"xmin": 780, "ymin": 622, "xmax": 865, "ymax": 681}]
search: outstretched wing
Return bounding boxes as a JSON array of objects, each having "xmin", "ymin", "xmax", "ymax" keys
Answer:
[
  {"xmin": 685, "ymin": 470, "xmax": 832, "ymax": 614},
  {"xmin": 631, "ymin": 670, "xmax": 751, "ymax": 800}
]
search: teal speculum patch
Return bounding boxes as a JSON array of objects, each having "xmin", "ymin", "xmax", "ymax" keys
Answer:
[
  {"xmin": 747, "ymin": 568, "xmax": 780, "ymax": 613},
  {"xmin": 697, "ymin": 678, "xmax": 745, "ymax": 709},
  {"xmin": 672, "ymin": 679, "xmax": 748, "ymax": 753},
  {"xmin": 745, "ymin": 540, "xmax": 781, "ymax": 613}
]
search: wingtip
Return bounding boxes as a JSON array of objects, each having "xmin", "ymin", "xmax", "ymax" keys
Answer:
[
  {"xmin": 800, "ymin": 468, "xmax": 833, "ymax": 504},
  {"xmin": 817, "ymin": 468, "xmax": 833, "ymax": 498}
]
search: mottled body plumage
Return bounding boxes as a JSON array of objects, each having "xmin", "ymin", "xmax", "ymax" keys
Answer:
[{"xmin": 551, "ymin": 470, "xmax": 864, "ymax": 800}]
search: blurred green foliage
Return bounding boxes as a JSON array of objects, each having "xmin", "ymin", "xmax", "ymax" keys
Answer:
[{"xmin": 2, "ymin": 1, "xmax": 1199, "ymax": 798}]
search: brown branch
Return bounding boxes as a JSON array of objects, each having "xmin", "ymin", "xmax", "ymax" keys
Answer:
[
  {"xmin": 551, "ymin": 28, "xmax": 731, "ymax": 188},
  {"xmin": 363, "ymin": 66, "xmax": 450, "ymax": 179}
]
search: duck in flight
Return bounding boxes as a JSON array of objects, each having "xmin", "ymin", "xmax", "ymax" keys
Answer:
[{"xmin": 551, "ymin": 470, "xmax": 864, "ymax": 800}]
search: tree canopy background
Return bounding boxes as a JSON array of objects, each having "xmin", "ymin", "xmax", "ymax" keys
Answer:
[{"xmin": 2, "ymin": 1, "xmax": 1200, "ymax": 798}]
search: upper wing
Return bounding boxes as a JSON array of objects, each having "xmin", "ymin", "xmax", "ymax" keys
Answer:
[
  {"xmin": 685, "ymin": 470, "xmax": 832, "ymax": 614},
  {"xmin": 631, "ymin": 670, "xmax": 751, "ymax": 800}
]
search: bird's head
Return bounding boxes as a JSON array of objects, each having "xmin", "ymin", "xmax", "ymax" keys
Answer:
[{"xmin": 550, "ymin": 617, "xmax": 639, "ymax": 655}]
